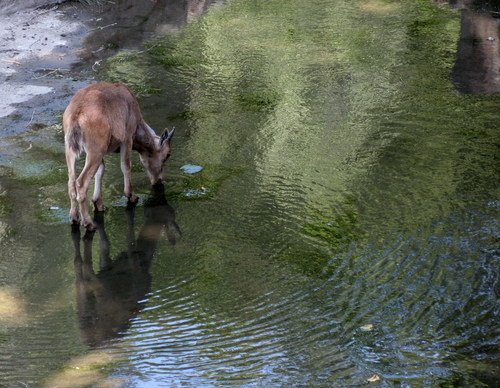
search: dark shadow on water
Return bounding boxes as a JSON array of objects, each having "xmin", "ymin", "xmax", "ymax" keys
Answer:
[
  {"xmin": 441, "ymin": 0, "xmax": 500, "ymax": 94},
  {"xmin": 71, "ymin": 184, "xmax": 180, "ymax": 348}
]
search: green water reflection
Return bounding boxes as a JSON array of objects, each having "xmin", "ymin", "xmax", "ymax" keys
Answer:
[{"xmin": 0, "ymin": 0, "xmax": 498, "ymax": 386}]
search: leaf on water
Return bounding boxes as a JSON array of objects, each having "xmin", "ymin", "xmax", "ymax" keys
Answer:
[
  {"xmin": 367, "ymin": 374, "xmax": 380, "ymax": 383},
  {"xmin": 360, "ymin": 323, "xmax": 374, "ymax": 331},
  {"xmin": 180, "ymin": 164, "xmax": 203, "ymax": 174}
]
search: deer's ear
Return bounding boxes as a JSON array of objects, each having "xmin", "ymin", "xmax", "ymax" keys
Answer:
[{"xmin": 160, "ymin": 127, "xmax": 175, "ymax": 146}]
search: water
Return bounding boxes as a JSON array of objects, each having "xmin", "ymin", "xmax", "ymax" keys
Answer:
[{"xmin": 0, "ymin": 0, "xmax": 499, "ymax": 386}]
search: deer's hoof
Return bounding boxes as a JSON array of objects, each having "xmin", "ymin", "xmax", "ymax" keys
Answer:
[
  {"xmin": 83, "ymin": 220, "xmax": 96, "ymax": 231},
  {"xmin": 69, "ymin": 213, "xmax": 80, "ymax": 225},
  {"xmin": 93, "ymin": 200, "xmax": 105, "ymax": 212},
  {"xmin": 128, "ymin": 194, "xmax": 139, "ymax": 204}
]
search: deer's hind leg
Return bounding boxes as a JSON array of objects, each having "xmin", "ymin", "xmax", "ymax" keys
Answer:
[
  {"xmin": 76, "ymin": 152, "xmax": 103, "ymax": 230},
  {"xmin": 65, "ymin": 148, "xmax": 80, "ymax": 224}
]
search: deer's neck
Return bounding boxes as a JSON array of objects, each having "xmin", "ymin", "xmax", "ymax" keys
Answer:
[{"xmin": 133, "ymin": 122, "xmax": 159, "ymax": 154}]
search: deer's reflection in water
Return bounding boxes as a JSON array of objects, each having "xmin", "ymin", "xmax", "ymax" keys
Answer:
[{"xmin": 71, "ymin": 184, "xmax": 180, "ymax": 347}]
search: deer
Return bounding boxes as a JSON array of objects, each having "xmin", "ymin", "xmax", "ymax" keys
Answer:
[{"xmin": 63, "ymin": 82, "xmax": 175, "ymax": 230}]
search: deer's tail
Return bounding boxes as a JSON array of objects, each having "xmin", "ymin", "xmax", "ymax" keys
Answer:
[{"xmin": 65, "ymin": 123, "xmax": 83, "ymax": 157}]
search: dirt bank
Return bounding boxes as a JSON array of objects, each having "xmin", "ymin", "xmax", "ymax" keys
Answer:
[{"xmin": 0, "ymin": 1, "xmax": 89, "ymax": 136}]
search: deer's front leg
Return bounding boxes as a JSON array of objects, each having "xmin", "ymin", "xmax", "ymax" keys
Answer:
[
  {"xmin": 120, "ymin": 144, "xmax": 138, "ymax": 204},
  {"xmin": 92, "ymin": 161, "xmax": 105, "ymax": 212}
]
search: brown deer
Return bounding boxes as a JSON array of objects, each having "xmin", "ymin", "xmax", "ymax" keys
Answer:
[{"xmin": 63, "ymin": 82, "xmax": 174, "ymax": 230}]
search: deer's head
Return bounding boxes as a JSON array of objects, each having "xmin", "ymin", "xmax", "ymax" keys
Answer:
[{"xmin": 139, "ymin": 127, "xmax": 175, "ymax": 185}]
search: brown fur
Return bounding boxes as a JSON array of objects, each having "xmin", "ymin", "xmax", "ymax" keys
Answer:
[{"xmin": 63, "ymin": 82, "xmax": 174, "ymax": 230}]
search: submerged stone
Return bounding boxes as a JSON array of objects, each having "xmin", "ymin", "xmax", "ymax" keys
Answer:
[{"xmin": 183, "ymin": 187, "xmax": 209, "ymax": 198}]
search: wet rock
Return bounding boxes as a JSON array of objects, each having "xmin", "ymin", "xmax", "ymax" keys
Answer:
[{"xmin": 183, "ymin": 187, "xmax": 209, "ymax": 198}]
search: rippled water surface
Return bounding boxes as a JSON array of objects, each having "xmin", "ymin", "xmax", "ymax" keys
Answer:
[{"xmin": 0, "ymin": 0, "xmax": 499, "ymax": 386}]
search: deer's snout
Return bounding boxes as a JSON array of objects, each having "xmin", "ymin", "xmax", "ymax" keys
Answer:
[{"xmin": 152, "ymin": 178, "xmax": 164, "ymax": 186}]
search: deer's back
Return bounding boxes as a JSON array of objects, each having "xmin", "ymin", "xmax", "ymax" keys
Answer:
[{"xmin": 63, "ymin": 83, "xmax": 144, "ymax": 154}]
